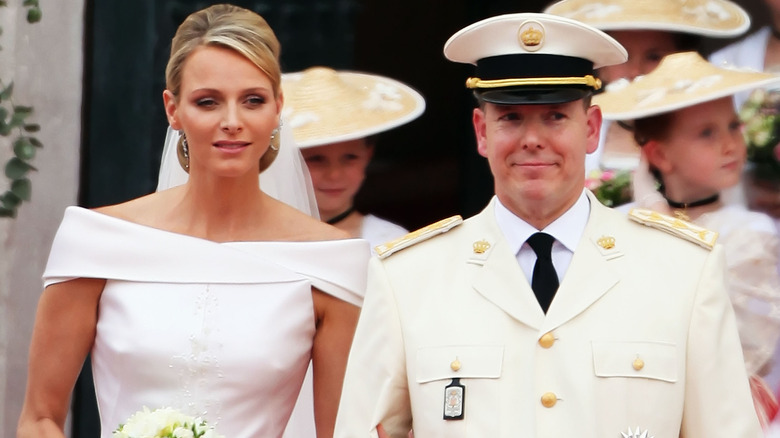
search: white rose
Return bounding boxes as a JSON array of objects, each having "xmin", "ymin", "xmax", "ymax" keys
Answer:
[{"xmin": 172, "ymin": 426, "xmax": 195, "ymax": 438}]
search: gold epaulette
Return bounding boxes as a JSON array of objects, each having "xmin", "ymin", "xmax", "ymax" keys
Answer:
[
  {"xmin": 628, "ymin": 208, "xmax": 718, "ymax": 250},
  {"xmin": 374, "ymin": 215, "xmax": 463, "ymax": 259}
]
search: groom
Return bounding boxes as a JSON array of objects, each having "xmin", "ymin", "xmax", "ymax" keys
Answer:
[{"xmin": 334, "ymin": 12, "xmax": 761, "ymax": 438}]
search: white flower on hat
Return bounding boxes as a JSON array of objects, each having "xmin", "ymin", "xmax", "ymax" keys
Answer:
[
  {"xmin": 363, "ymin": 83, "xmax": 404, "ymax": 112},
  {"xmin": 604, "ymin": 77, "xmax": 632, "ymax": 92},
  {"xmin": 681, "ymin": 1, "xmax": 731, "ymax": 22},
  {"xmin": 681, "ymin": 75, "xmax": 723, "ymax": 94},
  {"xmin": 286, "ymin": 110, "xmax": 320, "ymax": 129}
]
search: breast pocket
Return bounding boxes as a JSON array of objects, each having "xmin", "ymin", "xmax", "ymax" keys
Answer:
[
  {"xmin": 416, "ymin": 345, "xmax": 504, "ymax": 383},
  {"xmin": 592, "ymin": 340, "xmax": 678, "ymax": 383},
  {"xmin": 414, "ymin": 345, "xmax": 504, "ymax": 435}
]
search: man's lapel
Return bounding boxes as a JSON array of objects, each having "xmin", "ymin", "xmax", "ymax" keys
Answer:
[{"xmin": 468, "ymin": 202, "xmax": 545, "ymax": 331}]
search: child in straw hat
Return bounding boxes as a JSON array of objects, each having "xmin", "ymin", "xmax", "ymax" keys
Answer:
[
  {"xmin": 596, "ymin": 51, "xmax": 780, "ymax": 428},
  {"xmin": 545, "ymin": 0, "xmax": 750, "ymax": 174},
  {"xmin": 282, "ymin": 67, "xmax": 425, "ymax": 254}
]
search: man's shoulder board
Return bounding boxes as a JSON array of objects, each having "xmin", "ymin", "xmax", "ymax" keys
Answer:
[
  {"xmin": 375, "ymin": 215, "xmax": 463, "ymax": 259},
  {"xmin": 628, "ymin": 208, "xmax": 718, "ymax": 250}
]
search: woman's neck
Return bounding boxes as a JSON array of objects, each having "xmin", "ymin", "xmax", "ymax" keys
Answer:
[{"xmin": 175, "ymin": 175, "xmax": 270, "ymax": 241}]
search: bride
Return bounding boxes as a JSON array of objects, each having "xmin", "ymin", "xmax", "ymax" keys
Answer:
[{"xmin": 16, "ymin": 4, "xmax": 368, "ymax": 438}]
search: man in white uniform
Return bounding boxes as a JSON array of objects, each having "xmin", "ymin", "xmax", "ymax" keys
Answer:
[{"xmin": 334, "ymin": 12, "xmax": 762, "ymax": 438}]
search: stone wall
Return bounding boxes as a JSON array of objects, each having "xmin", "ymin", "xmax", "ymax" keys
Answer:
[{"xmin": 0, "ymin": 1, "xmax": 84, "ymax": 436}]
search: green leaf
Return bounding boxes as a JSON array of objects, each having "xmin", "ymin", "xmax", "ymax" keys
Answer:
[
  {"xmin": 0, "ymin": 1, "xmax": 7, "ymax": 7},
  {"xmin": 11, "ymin": 178, "xmax": 31, "ymax": 201},
  {"xmin": 5, "ymin": 157, "xmax": 32, "ymax": 179},
  {"xmin": 27, "ymin": 7, "xmax": 42, "ymax": 23},
  {"xmin": 24, "ymin": 123, "xmax": 40, "ymax": 132},
  {"xmin": 13, "ymin": 105, "xmax": 33, "ymax": 115},
  {"xmin": 0, "ymin": 123, "xmax": 11, "ymax": 136},
  {"xmin": 0, "ymin": 82, "xmax": 13, "ymax": 100},
  {"xmin": 0, "ymin": 106, "xmax": 7, "ymax": 123},
  {"xmin": 13, "ymin": 137, "xmax": 35, "ymax": 160},
  {"xmin": 23, "ymin": 0, "xmax": 37, "ymax": 6},
  {"xmin": 9, "ymin": 111, "xmax": 30, "ymax": 127},
  {"xmin": 0, "ymin": 207, "xmax": 16, "ymax": 218},
  {"xmin": 1, "ymin": 191, "xmax": 21, "ymax": 208},
  {"xmin": 29, "ymin": 137, "xmax": 42, "ymax": 147}
]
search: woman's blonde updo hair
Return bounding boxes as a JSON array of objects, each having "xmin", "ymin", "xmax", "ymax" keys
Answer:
[
  {"xmin": 165, "ymin": 4, "xmax": 282, "ymax": 99},
  {"xmin": 166, "ymin": 4, "xmax": 282, "ymax": 172}
]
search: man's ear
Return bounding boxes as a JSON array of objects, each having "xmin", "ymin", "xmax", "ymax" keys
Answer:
[
  {"xmin": 585, "ymin": 105, "xmax": 603, "ymax": 154},
  {"xmin": 163, "ymin": 90, "xmax": 180, "ymax": 130},
  {"xmin": 473, "ymin": 107, "xmax": 488, "ymax": 158}
]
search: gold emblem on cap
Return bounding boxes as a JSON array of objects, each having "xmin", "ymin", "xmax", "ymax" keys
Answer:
[
  {"xmin": 518, "ymin": 20, "xmax": 545, "ymax": 52},
  {"xmin": 597, "ymin": 236, "xmax": 616, "ymax": 250},
  {"xmin": 473, "ymin": 239, "xmax": 490, "ymax": 254},
  {"xmin": 450, "ymin": 358, "xmax": 461, "ymax": 372},
  {"xmin": 633, "ymin": 357, "xmax": 645, "ymax": 371}
]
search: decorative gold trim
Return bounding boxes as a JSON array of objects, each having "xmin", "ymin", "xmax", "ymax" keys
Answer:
[
  {"xmin": 375, "ymin": 215, "xmax": 464, "ymax": 259},
  {"xmin": 628, "ymin": 208, "xmax": 718, "ymax": 250},
  {"xmin": 466, "ymin": 75, "xmax": 602, "ymax": 91}
]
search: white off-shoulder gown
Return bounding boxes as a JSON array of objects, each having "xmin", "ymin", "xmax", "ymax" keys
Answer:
[{"xmin": 42, "ymin": 207, "xmax": 369, "ymax": 438}]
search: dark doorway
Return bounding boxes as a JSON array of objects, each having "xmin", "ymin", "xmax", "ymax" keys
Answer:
[{"xmin": 76, "ymin": 1, "xmax": 553, "ymax": 436}]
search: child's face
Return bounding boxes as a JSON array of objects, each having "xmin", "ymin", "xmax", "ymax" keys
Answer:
[
  {"xmin": 651, "ymin": 97, "xmax": 746, "ymax": 200},
  {"xmin": 301, "ymin": 139, "xmax": 373, "ymax": 219},
  {"xmin": 598, "ymin": 30, "xmax": 679, "ymax": 84}
]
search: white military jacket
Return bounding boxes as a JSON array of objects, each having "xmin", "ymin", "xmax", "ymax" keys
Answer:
[{"xmin": 335, "ymin": 194, "xmax": 761, "ymax": 438}]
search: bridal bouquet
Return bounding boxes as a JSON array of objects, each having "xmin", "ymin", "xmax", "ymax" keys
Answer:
[{"xmin": 112, "ymin": 407, "xmax": 224, "ymax": 438}]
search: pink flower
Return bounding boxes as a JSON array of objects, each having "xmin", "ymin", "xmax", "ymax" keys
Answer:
[{"xmin": 585, "ymin": 178, "xmax": 601, "ymax": 191}]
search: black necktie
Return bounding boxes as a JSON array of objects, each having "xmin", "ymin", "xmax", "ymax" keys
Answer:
[{"xmin": 527, "ymin": 232, "xmax": 559, "ymax": 313}]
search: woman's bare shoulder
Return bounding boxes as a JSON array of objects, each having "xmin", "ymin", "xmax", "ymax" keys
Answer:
[
  {"xmin": 93, "ymin": 187, "xmax": 182, "ymax": 225},
  {"xmin": 273, "ymin": 200, "xmax": 349, "ymax": 241}
]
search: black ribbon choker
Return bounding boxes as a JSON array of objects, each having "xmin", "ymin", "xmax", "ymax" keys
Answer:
[
  {"xmin": 326, "ymin": 206, "xmax": 355, "ymax": 225},
  {"xmin": 663, "ymin": 193, "xmax": 720, "ymax": 210}
]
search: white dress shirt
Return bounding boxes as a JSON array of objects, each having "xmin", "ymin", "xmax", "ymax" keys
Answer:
[{"xmin": 493, "ymin": 190, "xmax": 591, "ymax": 285}]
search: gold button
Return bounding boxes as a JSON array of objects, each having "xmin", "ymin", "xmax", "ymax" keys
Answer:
[
  {"xmin": 538, "ymin": 332, "xmax": 555, "ymax": 348},
  {"xmin": 633, "ymin": 358, "xmax": 645, "ymax": 371},
  {"xmin": 450, "ymin": 359, "xmax": 461, "ymax": 372},
  {"xmin": 540, "ymin": 392, "xmax": 557, "ymax": 408}
]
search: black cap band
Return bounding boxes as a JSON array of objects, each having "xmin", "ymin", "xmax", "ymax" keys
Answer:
[{"xmin": 476, "ymin": 54, "xmax": 594, "ymax": 81}]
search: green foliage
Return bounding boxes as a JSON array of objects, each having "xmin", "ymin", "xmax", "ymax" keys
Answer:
[
  {"xmin": 0, "ymin": 1, "xmax": 43, "ymax": 218},
  {"xmin": 586, "ymin": 169, "xmax": 634, "ymax": 208}
]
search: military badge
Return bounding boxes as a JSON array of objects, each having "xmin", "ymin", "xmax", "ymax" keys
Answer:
[{"xmin": 443, "ymin": 378, "xmax": 465, "ymax": 420}]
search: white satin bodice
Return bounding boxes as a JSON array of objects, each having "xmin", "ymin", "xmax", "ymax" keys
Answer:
[{"xmin": 42, "ymin": 207, "xmax": 369, "ymax": 438}]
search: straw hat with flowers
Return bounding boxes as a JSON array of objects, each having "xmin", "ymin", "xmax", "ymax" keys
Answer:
[
  {"xmin": 595, "ymin": 51, "xmax": 780, "ymax": 121},
  {"xmin": 281, "ymin": 67, "xmax": 425, "ymax": 148},
  {"xmin": 544, "ymin": 0, "xmax": 749, "ymax": 37}
]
